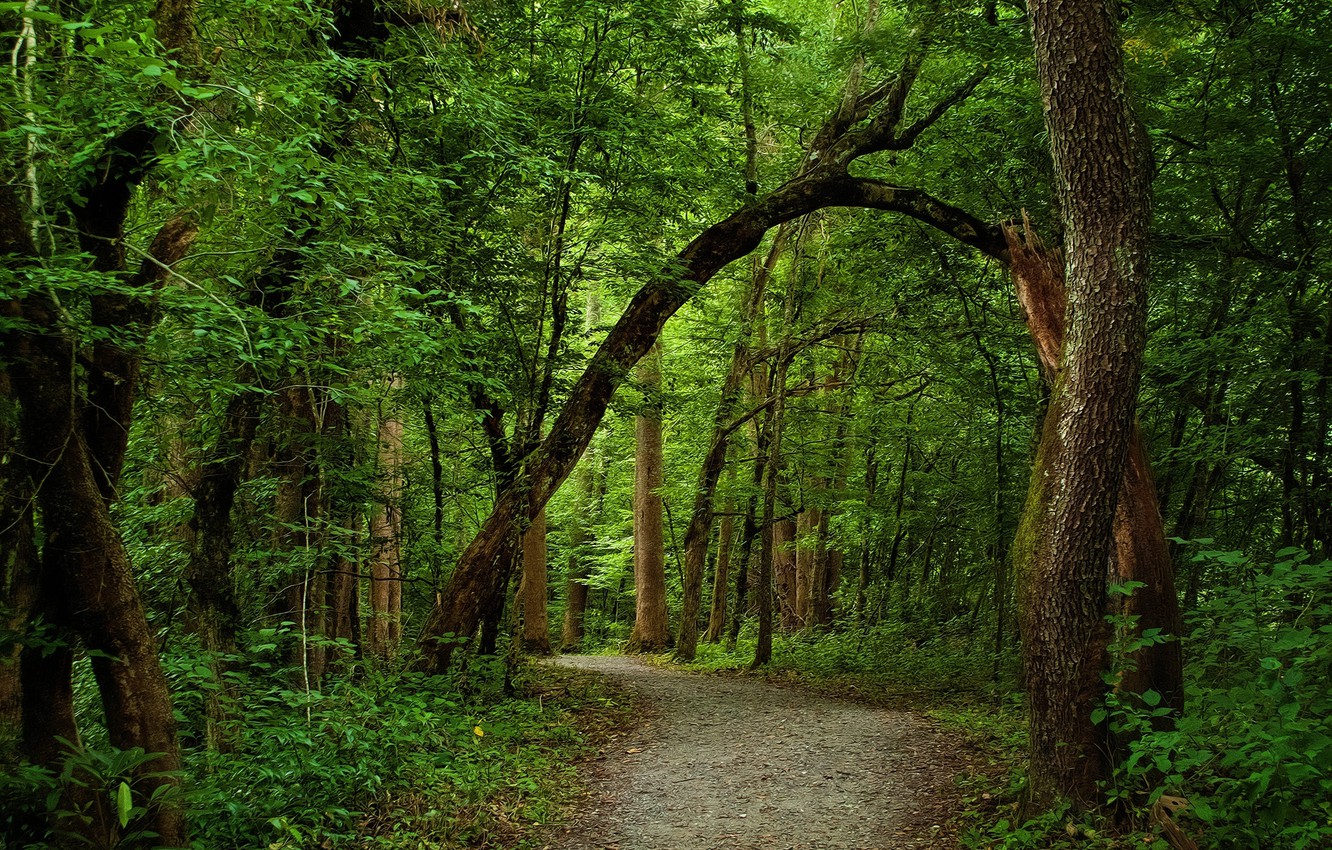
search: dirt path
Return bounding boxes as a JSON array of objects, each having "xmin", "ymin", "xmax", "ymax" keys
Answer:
[{"xmin": 547, "ymin": 655, "xmax": 964, "ymax": 850}]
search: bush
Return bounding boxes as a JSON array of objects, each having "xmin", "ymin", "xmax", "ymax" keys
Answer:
[{"xmin": 1114, "ymin": 548, "xmax": 1332, "ymax": 849}]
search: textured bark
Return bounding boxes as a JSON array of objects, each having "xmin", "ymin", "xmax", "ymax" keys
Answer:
[
  {"xmin": 774, "ymin": 518, "xmax": 799, "ymax": 631},
  {"xmin": 795, "ymin": 508, "xmax": 819, "ymax": 627},
  {"xmin": 1006, "ymin": 223, "xmax": 1183, "ymax": 717},
  {"xmin": 1017, "ymin": 0, "xmax": 1154, "ymax": 809},
  {"xmin": 521, "ymin": 508, "xmax": 552, "ymax": 654},
  {"xmin": 629, "ymin": 345, "xmax": 672, "ymax": 652}
]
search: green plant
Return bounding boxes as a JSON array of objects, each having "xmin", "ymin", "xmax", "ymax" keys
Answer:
[
  {"xmin": 1110, "ymin": 548, "xmax": 1332, "ymax": 849},
  {"xmin": 0, "ymin": 741, "xmax": 178, "ymax": 849}
]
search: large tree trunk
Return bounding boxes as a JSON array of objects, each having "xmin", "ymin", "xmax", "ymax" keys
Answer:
[
  {"xmin": 1016, "ymin": 0, "xmax": 1154, "ymax": 809},
  {"xmin": 0, "ymin": 376, "xmax": 36, "ymax": 748},
  {"xmin": 1006, "ymin": 223, "xmax": 1184, "ymax": 717},
  {"xmin": 521, "ymin": 508, "xmax": 552, "ymax": 654},
  {"xmin": 15, "ymin": 370, "xmax": 187, "ymax": 844},
  {"xmin": 628, "ymin": 345, "xmax": 673, "ymax": 652}
]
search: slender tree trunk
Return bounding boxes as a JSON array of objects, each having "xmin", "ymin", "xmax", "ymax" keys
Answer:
[
  {"xmin": 521, "ymin": 508, "xmax": 552, "ymax": 654},
  {"xmin": 729, "ymin": 471, "xmax": 762, "ymax": 648},
  {"xmin": 629, "ymin": 344, "xmax": 672, "ymax": 651},
  {"xmin": 1017, "ymin": 0, "xmax": 1154, "ymax": 808},
  {"xmin": 855, "ymin": 447, "xmax": 879, "ymax": 620},
  {"xmin": 368, "ymin": 410, "xmax": 404, "ymax": 659},
  {"xmin": 424, "ymin": 395, "xmax": 445, "ymax": 550},
  {"xmin": 774, "ymin": 518, "xmax": 798, "ymax": 631},
  {"xmin": 183, "ymin": 386, "xmax": 263, "ymax": 752},
  {"xmin": 271, "ymin": 383, "xmax": 326, "ymax": 681},
  {"xmin": 676, "ymin": 230, "xmax": 790, "ymax": 660},
  {"xmin": 561, "ymin": 520, "xmax": 591, "ymax": 652},
  {"xmin": 755, "ymin": 251, "xmax": 802, "ymax": 664},
  {"xmin": 705, "ymin": 490, "xmax": 737, "ymax": 643},
  {"xmin": 561, "ymin": 289, "xmax": 604, "ymax": 652}
]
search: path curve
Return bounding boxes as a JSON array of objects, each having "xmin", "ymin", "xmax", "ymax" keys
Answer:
[{"xmin": 548, "ymin": 655, "xmax": 960, "ymax": 850}]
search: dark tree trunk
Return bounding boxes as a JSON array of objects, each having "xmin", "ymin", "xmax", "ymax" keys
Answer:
[
  {"xmin": 1016, "ymin": 0, "xmax": 1154, "ymax": 808},
  {"xmin": 183, "ymin": 386, "xmax": 263, "ymax": 752},
  {"xmin": 0, "ymin": 376, "xmax": 36, "ymax": 747}
]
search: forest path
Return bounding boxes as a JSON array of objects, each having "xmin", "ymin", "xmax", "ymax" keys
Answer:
[{"xmin": 545, "ymin": 655, "xmax": 961, "ymax": 850}]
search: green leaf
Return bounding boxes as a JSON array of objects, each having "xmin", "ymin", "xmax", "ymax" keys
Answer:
[{"xmin": 116, "ymin": 781, "xmax": 133, "ymax": 828}]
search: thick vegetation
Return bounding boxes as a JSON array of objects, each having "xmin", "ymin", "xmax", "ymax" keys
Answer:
[{"xmin": 1, "ymin": 0, "xmax": 1328, "ymax": 847}]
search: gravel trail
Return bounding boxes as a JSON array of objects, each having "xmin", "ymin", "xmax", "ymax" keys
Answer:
[{"xmin": 547, "ymin": 655, "xmax": 961, "ymax": 850}]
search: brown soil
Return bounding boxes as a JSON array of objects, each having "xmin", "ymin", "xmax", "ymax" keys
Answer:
[{"xmin": 544, "ymin": 655, "xmax": 966, "ymax": 850}]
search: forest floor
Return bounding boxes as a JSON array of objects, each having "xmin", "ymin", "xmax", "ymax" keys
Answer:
[{"xmin": 540, "ymin": 655, "xmax": 969, "ymax": 850}]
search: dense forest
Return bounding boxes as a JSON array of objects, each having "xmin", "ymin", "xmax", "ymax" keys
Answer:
[{"xmin": 1, "ymin": 0, "xmax": 1328, "ymax": 847}]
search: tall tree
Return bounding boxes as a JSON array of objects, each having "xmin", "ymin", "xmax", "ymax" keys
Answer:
[
  {"xmin": 521, "ymin": 508, "xmax": 552, "ymax": 655},
  {"xmin": 628, "ymin": 344, "xmax": 673, "ymax": 651},
  {"xmin": 1015, "ymin": 0, "xmax": 1155, "ymax": 808}
]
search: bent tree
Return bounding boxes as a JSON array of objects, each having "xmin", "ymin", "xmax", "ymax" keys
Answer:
[
  {"xmin": 1016, "ymin": 0, "xmax": 1155, "ymax": 808},
  {"xmin": 414, "ymin": 55, "xmax": 998, "ymax": 670}
]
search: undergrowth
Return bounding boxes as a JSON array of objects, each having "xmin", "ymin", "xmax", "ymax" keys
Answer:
[{"xmin": 0, "ymin": 651, "xmax": 633, "ymax": 850}]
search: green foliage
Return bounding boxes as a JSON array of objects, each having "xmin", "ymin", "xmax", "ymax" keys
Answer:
[
  {"xmin": 179, "ymin": 655, "xmax": 619, "ymax": 849},
  {"xmin": 1110, "ymin": 548, "xmax": 1332, "ymax": 849},
  {"xmin": 0, "ymin": 742, "xmax": 177, "ymax": 849}
]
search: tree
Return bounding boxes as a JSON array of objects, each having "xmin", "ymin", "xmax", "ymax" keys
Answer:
[
  {"xmin": 521, "ymin": 508, "xmax": 552, "ymax": 655},
  {"xmin": 1015, "ymin": 0, "xmax": 1155, "ymax": 808},
  {"xmin": 628, "ymin": 344, "xmax": 673, "ymax": 651}
]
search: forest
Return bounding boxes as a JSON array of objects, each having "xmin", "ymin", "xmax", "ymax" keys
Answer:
[{"xmin": 0, "ymin": 0, "xmax": 1328, "ymax": 847}]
